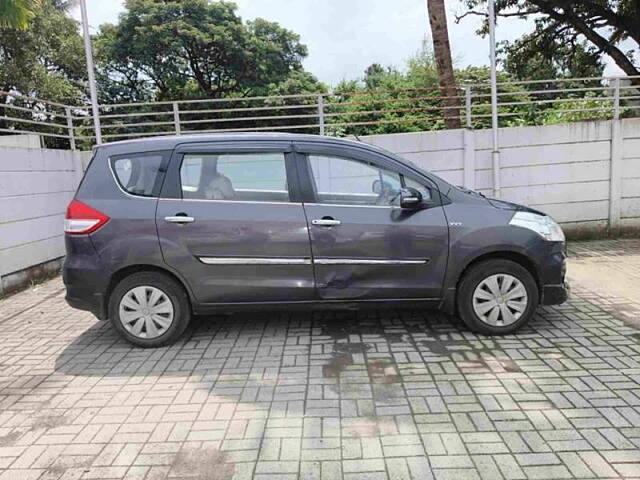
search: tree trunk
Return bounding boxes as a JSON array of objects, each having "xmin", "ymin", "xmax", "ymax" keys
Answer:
[{"xmin": 427, "ymin": 0, "xmax": 461, "ymax": 129}]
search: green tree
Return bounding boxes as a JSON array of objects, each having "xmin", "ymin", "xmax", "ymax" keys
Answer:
[
  {"xmin": 364, "ymin": 64, "xmax": 387, "ymax": 90},
  {"xmin": 460, "ymin": 0, "xmax": 640, "ymax": 78},
  {"xmin": 325, "ymin": 47, "xmax": 446, "ymax": 136},
  {"xmin": 406, "ymin": 38, "xmax": 439, "ymax": 88},
  {"xmin": 0, "ymin": 0, "xmax": 85, "ymax": 145},
  {"xmin": 96, "ymin": 0, "xmax": 310, "ymax": 101},
  {"xmin": 502, "ymin": 31, "xmax": 605, "ymax": 82},
  {"xmin": 0, "ymin": 0, "xmax": 41, "ymax": 30}
]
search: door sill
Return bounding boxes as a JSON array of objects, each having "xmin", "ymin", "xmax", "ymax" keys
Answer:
[{"xmin": 193, "ymin": 298, "xmax": 441, "ymax": 314}]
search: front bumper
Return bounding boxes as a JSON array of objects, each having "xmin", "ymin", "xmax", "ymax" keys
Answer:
[
  {"xmin": 538, "ymin": 241, "xmax": 568, "ymax": 305},
  {"xmin": 541, "ymin": 282, "xmax": 570, "ymax": 305}
]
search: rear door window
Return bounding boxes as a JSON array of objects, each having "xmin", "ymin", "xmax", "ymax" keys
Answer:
[
  {"xmin": 179, "ymin": 152, "xmax": 290, "ymax": 202},
  {"xmin": 111, "ymin": 153, "xmax": 165, "ymax": 197}
]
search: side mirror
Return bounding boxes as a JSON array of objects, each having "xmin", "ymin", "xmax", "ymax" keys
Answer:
[{"xmin": 400, "ymin": 187, "xmax": 422, "ymax": 209}]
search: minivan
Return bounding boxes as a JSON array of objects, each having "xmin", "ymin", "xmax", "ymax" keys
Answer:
[{"xmin": 64, "ymin": 133, "xmax": 568, "ymax": 347}]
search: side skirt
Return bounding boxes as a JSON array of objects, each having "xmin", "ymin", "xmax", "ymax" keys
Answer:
[{"xmin": 192, "ymin": 298, "xmax": 442, "ymax": 315}]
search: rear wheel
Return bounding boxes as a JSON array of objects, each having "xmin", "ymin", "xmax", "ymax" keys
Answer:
[
  {"xmin": 109, "ymin": 272, "xmax": 191, "ymax": 348},
  {"xmin": 457, "ymin": 259, "xmax": 538, "ymax": 335}
]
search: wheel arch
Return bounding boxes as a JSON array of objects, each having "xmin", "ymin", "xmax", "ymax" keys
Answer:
[
  {"xmin": 106, "ymin": 264, "xmax": 194, "ymax": 318},
  {"xmin": 441, "ymin": 250, "xmax": 540, "ymax": 315}
]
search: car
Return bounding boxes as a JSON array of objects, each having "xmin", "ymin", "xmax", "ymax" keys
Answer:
[{"xmin": 63, "ymin": 133, "xmax": 568, "ymax": 347}]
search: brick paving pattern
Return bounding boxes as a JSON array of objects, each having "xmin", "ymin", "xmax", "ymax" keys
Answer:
[{"xmin": 0, "ymin": 240, "xmax": 639, "ymax": 479}]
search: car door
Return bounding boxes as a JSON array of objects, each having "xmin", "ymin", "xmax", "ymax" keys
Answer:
[
  {"xmin": 294, "ymin": 141, "xmax": 449, "ymax": 301},
  {"xmin": 156, "ymin": 141, "xmax": 315, "ymax": 305}
]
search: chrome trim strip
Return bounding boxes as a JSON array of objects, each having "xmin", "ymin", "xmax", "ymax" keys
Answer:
[
  {"xmin": 314, "ymin": 258, "xmax": 428, "ymax": 265},
  {"xmin": 303, "ymin": 202, "xmax": 396, "ymax": 209},
  {"xmin": 199, "ymin": 257, "xmax": 311, "ymax": 265}
]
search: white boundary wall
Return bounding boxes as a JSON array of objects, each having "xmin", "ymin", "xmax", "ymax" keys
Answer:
[
  {"xmin": 0, "ymin": 117, "xmax": 638, "ymax": 292},
  {"xmin": 362, "ymin": 118, "xmax": 640, "ymax": 235},
  {"xmin": 0, "ymin": 146, "xmax": 91, "ymax": 292}
]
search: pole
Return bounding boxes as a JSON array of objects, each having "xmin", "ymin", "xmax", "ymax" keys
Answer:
[
  {"xmin": 317, "ymin": 95, "xmax": 325, "ymax": 136},
  {"xmin": 612, "ymin": 77, "xmax": 621, "ymax": 120},
  {"xmin": 464, "ymin": 86, "xmax": 472, "ymax": 128},
  {"xmin": 65, "ymin": 107, "xmax": 76, "ymax": 150},
  {"xmin": 80, "ymin": 0, "xmax": 102, "ymax": 145},
  {"xmin": 488, "ymin": 0, "xmax": 500, "ymax": 198},
  {"xmin": 173, "ymin": 102, "xmax": 181, "ymax": 135}
]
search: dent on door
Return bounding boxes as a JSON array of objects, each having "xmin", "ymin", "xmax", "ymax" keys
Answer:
[{"xmin": 305, "ymin": 204, "xmax": 449, "ymax": 300}]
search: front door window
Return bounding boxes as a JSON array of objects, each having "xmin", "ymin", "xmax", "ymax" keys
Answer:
[{"xmin": 308, "ymin": 155, "xmax": 402, "ymax": 206}]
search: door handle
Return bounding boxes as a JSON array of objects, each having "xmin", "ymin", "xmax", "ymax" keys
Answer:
[
  {"xmin": 165, "ymin": 215, "xmax": 195, "ymax": 224},
  {"xmin": 312, "ymin": 218, "xmax": 341, "ymax": 226}
]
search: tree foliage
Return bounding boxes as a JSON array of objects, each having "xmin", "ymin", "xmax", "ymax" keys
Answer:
[
  {"xmin": 0, "ymin": 0, "xmax": 85, "ymax": 146},
  {"xmin": 0, "ymin": 0, "xmax": 635, "ymax": 144},
  {"xmin": 0, "ymin": 0, "xmax": 41, "ymax": 30},
  {"xmin": 95, "ymin": 0, "xmax": 315, "ymax": 101},
  {"xmin": 461, "ymin": 0, "xmax": 640, "ymax": 78},
  {"xmin": 502, "ymin": 31, "xmax": 605, "ymax": 82},
  {"xmin": 0, "ymin": 0, "xmax": 84, "ymax": 102}
]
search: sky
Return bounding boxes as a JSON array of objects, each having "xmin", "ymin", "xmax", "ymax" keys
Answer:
[{"xmin": 71, "ymin": 0, "xmax": 622, "ymax": 86}]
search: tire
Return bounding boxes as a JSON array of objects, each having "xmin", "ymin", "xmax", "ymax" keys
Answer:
[
  {"xmin": 456, "ymin": 259, "xmax": 539, "ymax": 335},
  {"xmin": 109, "ymin": 271, "xmax": 191, "ymax": 348}
]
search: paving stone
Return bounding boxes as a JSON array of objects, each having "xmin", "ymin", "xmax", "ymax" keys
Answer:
[{"xmin": 0, "ymin": 239, "xmax": 639, "ymax": 479}]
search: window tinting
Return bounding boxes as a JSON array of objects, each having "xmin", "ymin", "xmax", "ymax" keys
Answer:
[
  {"xmin": 180, "ymin": 152, "xmax": 289, "ymax": 202},
  {"xmin": 111, "ymin": 154, "xmax": 164, "ymax": 197},
  {"xmin": 308, "ymin": 155, "xmax": 402, "ymax": 206}
]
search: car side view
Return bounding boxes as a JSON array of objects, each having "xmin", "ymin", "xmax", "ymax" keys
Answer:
[{"xmin": 63, "ymin": 133, "xmax": 568, "ymax": 347}]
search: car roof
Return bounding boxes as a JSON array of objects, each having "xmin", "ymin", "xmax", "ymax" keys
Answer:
[{"xmin": 99, "ymin": 132, "xmax": 374, "ymax": 152}]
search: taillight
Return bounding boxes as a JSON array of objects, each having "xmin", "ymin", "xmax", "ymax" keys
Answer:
[{"xmin": 64, "ymin": 199, "xmax": 109, "ymax": 235}]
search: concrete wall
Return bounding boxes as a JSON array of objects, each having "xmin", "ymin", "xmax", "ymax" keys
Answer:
[
  {"xmin": 0, "ymin": 134, "xmax": 42, "ymax": 149},
  {"xmin": 0, "ymin": 146, "xmax": 91, "ymax": 294},
  {"xmin": 362, "ymin": 118, "xmax": 640, "ymax": 236},
  {"xmin": 622, "ymin": 120, "xmax": 640, "ymax": 230}
]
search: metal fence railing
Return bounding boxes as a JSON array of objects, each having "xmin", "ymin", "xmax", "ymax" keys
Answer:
[{"xmin": 1, "ymin": 75, "xmax": 639, "ymax": 149}]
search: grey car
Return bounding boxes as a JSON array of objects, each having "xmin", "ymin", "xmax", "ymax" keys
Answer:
[{"xmin": 63, "ymin": 133, "xmax": 568, "ymax": 347}]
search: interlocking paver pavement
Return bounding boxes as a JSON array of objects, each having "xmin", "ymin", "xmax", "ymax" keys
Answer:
[{"xmin": 0, "ymin": 240, "xmax": 639, "ymax": 480}]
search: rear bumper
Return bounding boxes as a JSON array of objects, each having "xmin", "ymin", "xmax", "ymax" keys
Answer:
[
  {"xmin": 65, "ymin": 288, "xmax": 108, "ymax": 320},
  {"xmin": 63, "ymin": 234, "xmax": 109, "ymax": 320},
  {"xmin": 541, "ymin": 282, "xmax": 570, "ymax": 305}
]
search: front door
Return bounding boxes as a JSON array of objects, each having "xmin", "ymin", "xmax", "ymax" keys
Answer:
[
  {"xmin": 156, "ymin": 142, "xmax": 315, "ymax": 305},
  {"xmin": 295, "ymin": 143, "xmax": 449, "ymax": 300}
]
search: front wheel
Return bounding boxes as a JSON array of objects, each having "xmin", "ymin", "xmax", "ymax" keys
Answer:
[
  {"xmin": 457, "ymin": 259, "xmax": 539, "ymax": 335},
  {"xmin": 109, "ymin": 272, "xmax": 191, "ymax": 348}
]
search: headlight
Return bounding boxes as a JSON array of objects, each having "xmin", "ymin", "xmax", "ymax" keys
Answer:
[{"xmin": 509, "ymin": 211, "xmax": 565, "ymax": 242}]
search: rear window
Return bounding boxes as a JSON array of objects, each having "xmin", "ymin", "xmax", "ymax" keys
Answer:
[{"xmin": 111, "ymin": 153, "xmax": 164, "ymax": 197}]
